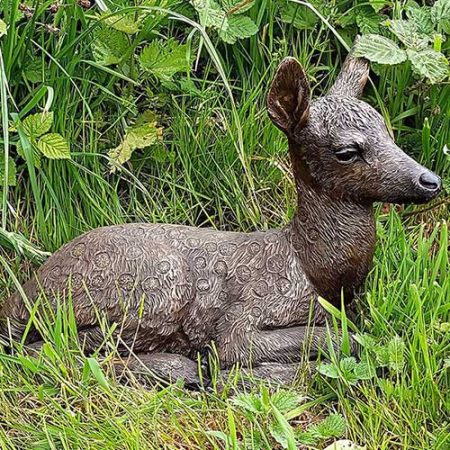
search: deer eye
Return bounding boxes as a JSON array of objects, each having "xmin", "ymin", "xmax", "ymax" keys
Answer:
[{"xmin": 334, "ymin": 146, "xmax": 359, "ymax": 164}]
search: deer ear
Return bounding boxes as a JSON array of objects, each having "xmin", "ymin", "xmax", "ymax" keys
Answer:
[
  {"xmin": 329, "ymin": 38, "xmax": 369, "ymax": 98},
  {"xmin": 267, "ymin": 57, "xmax": 310, "ymax": 135}
]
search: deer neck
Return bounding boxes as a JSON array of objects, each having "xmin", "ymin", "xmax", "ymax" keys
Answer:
[{"xmin": 286, "ymin": 146, "xmax": 376, "ymax": 305}]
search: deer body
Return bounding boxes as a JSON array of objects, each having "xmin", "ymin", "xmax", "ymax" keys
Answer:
[{"xmin": 1, "ymin": 46, "xmax": 441, "ymax": 386}]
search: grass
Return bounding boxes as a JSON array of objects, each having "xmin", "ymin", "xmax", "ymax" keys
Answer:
[{"xmin": 0, "ymin": 1, "xmax": 449, "ymax": 449}]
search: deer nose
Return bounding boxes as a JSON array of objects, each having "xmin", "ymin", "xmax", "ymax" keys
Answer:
[{"xmin": 418, "ymin": 172, "xmax": 441, "ymax": 192}]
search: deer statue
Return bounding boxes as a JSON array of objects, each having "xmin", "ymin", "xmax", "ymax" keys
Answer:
[{"xmin": 1, "ymin": 46, "xmax": 441, "ymax": 387}]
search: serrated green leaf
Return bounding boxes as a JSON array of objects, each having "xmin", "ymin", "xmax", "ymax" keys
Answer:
[
  {"xmin": 140, "ymin": 39, "xmax": 192, "ymax": 80},
  {"xmin": 232, "ymin": 393, "xmax": 263, "ymax": 414},
  {"xmin": 295, "ymin": 430, "xmax": 318, "ymax": 445},
  {"xmin": 192, "ymin": 0, "xmax": 227, "ymax": 29},
  {"xmin": 318, "ymin": 362, "xmax": 340, "ymax": 379},
  {"xmin": 108, "ymin": 120, "xmax": 163, "ymax": 172},
  {"xmin": 0, "ymin": 154, "xmax": 17, "ymax": 187},
  {"xmin": 221, "ymin": 0, "xmax": 254, "ymax": 14},
  {"xmin": 387, "ymin": 335, "xmax": 406, "ymax": 372},
  {"xmin": 407, "ymin": 48, "xmax": 449, "ymax": 83},
  {"xmin": 356, "ymin": 11, "xmax": 384, "ymax": 35},
  {"xmin": 0, "ymin": 19, "xmax": 7, "ymax": 37},
  {"xmin": 374, "ymin": 344, "xmax": 391, "ymax": 367},
  {"xmin": 37, "ymin": 133, "xmax": 70, "ymax": 160},
  {"xmin": 22, "ymin": 112, "xmax": 54, "ymax": 138},
  {"xmin": 218, "ymin": 15, "xmax": 258, "ymax": 43},
  {"xmin": 407, "ymin": 5, "xmax": 434, "ymax": 36},
  {"xmin": 103, "ymin": 13, "xmax": 140, "ymax": 34},
  {"xmin": 269, "ymin": 420, "xmax": 289, "ymax": 449},
  {"xmin": 309, "ymin": 414, "xmax": 347, "ymax": 440},
  {"xmin": 353, "ymin": 34, "xmax": 407, "ymax": 65},
  {"xmin": 353, "ymin": 361, "xmax": 376, "ymax": 380},
  {"xmin": 91, "ymin": 25, "xmax": 128, "ymax": 66},
  {"xmin": 385, "ymin": 19, "xmax": 429, "ymax": 50},
  {"xmin": 271, "ymin": 390, "xmax": 304, "ymax": 414}
]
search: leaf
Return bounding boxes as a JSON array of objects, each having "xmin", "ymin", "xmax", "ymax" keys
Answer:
[
  {"xmin": 270, "ymin": 403, "xmax": 297, "ymax": 450},
  {"xmin": 432, "ymin": 0, "xmax": 450, "ymax": 33},
  {"xmin": 340, "ymin": 357, "xmax": 357, "ymax": 373},
  {"xmin": 103, "ymin": 13, "xmax": 140, "ymax": 34},
  {"xmin": 295, "ymin": 430, "xmax": 318, "ymax": 445},
  {"xmin": 353, "ymin": 333, "xmax": 376, "ymax": 350},
  {"xmin": 222, "ymin": 0, "xmax": 255, "ymax": 14},
  {"xmin": 369, "ymin": 0, "xmax": 386, "ymax": 13},
  {"xmin": 108, "ymin": 120, "xmax": 163, "ymax": 172},
  {"xmin": 192, "ymin": 0, "xmax": 227, "ymax": 29},
  {"xmin": 271, "ymin": 390, "xmax": 305, "ymax": 414},
  {"xmin": 91, "ymin": 25, "xmax": 128, "ymax": 66},
  {"xmin": 37, "ymin": 133, "xmax": 71, "ymax": 160},
  {"xmin": 386, "ymin": 335, "xmax": 406, "ymax": 372},
  {"xmin": 308, "ymin": 414, "xmax": 347, "ymax": 440},
  {"xmin": 218, "ymin": 15, "xmax": 258, "ymax": 44},
  {"xmin": 385, "ymin": 19, "xmax": 429, "ymax": 50},
  {"xmin": 323, "ymin": 440, "xmax": 367, "ymax": 450},
  {"xmin": 232, "ymin": 392, "xmax": 263, "ymax": 414},
  {"xmin": 269, "ymin": 420, "xmax": 289, "ymax": 449},
  {"xmin": 140, "ymin": 39, "xmax": 192, "ymax": 80},
  {"xmin": 353, "ymin": 361, "xmax": 376, "ymax": 380},
  {"xmin": 84, "ymin": 357, "xmax": 110, "ymax": 390},
  {"xmin": 318, "ymin": 362, "xmax": 340, "ymax": 379},
  {"xmin": 407, "ymin": 48, "xmax": 449, "ymax": 83},
  {"xmin": 0, "ymin": 154, "xmax": 17, "ymax": 187},
  {"xmin": 356, "ymin": 11, "xmax": 384, "ymax": 35},
  {"xmin": 23, "ymin": 58, "xmax": 50, "ymax": 83},
  {"xmin": 278, "ymin": 1, "xmax": 318, "ymax": 30},
  {"xmin": 16, "ymin": 140, "xmax": 41, "ymax": 168},
  {"xmin": 406, "ymin": 5, "xmax": 434, "ymax": 36},
  {"xmin": 353, "ymin": 34, "xmax": 407, "ymax": 65},
  {"xmin": 0, "ymin": 19, "xmax": 7, "ymax": 37},
  {"xmin": 22, "ymin": 112, "xmax": 54, "ymax": 138}
]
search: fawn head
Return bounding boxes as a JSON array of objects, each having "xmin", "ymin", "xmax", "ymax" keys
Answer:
[{"xmin": 267, "ymin": 49, "xmax": 441, "ymax": 205}]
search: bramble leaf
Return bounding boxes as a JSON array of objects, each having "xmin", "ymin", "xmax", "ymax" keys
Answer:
[
  {"xmin": 22, "ymin": 112, "xmax": 54, "ymax": 138},
  {"xmin": 353, "ymin": 34, "xmax": 407, "ymax": 65},
  {"xmin": 192, "ymin": 0, "xmax": 227, "ymax": 29},
  {"xmin": 218, "ymin": 15, "xmax": 258, "ymax": 44},
  {"xmin": 385, "ymin": 19, "xmax": 429, "ymax": 50},
  {"xmin": 37, "ymin": 133, "xmax": 71, "ymax": 159},
  {"xmin": 407, "ymin": 48, "xmax": 449, "ymax": 83},
  {"xmin": 108, "ymin": 119, "xmax": 163, "ymax": 172},
  {"xmin": 103, "ymin": 13, "xmax": 140, "ymax": 34},
  {"xmin": 140, "ymin": 39, "xmax": 192, "ymax": 80},
  {"xmin": 91, "ymin": 25, "xmax": 128, "ymax": 66}
]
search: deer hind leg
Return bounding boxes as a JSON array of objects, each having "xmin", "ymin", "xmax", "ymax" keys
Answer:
[
  {"xmin": 114, "ymin": 353, "xmax": 205, "ymax": 389},
  {"xmin": 219, "ymin": 361, "xmax": 318, "ymax": 388}
]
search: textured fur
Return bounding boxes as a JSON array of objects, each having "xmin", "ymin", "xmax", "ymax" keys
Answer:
[{"xmin": 1, "ymin": 48, "xmax": 441, "ymax": 386}]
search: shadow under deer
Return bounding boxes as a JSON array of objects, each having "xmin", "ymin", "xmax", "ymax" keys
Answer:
[{"xmin": 1, "ymin": 48, "xmax": 441, "ymax": 387}]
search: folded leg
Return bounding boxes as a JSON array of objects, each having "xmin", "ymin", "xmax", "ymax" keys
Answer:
[{"xmin": 114, "ymin": 352, "xmax": 205, "ymax": 389}]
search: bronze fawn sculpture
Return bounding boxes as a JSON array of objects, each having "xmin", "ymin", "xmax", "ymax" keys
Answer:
[{"xmin": 1, "ymin": 49, "xmax": 441, "ymax": 387}]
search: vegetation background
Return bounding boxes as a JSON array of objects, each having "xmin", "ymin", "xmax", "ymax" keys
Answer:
[{"xmin": 0, "ymin": 0, "xmax": 449, "ymax": 448}]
